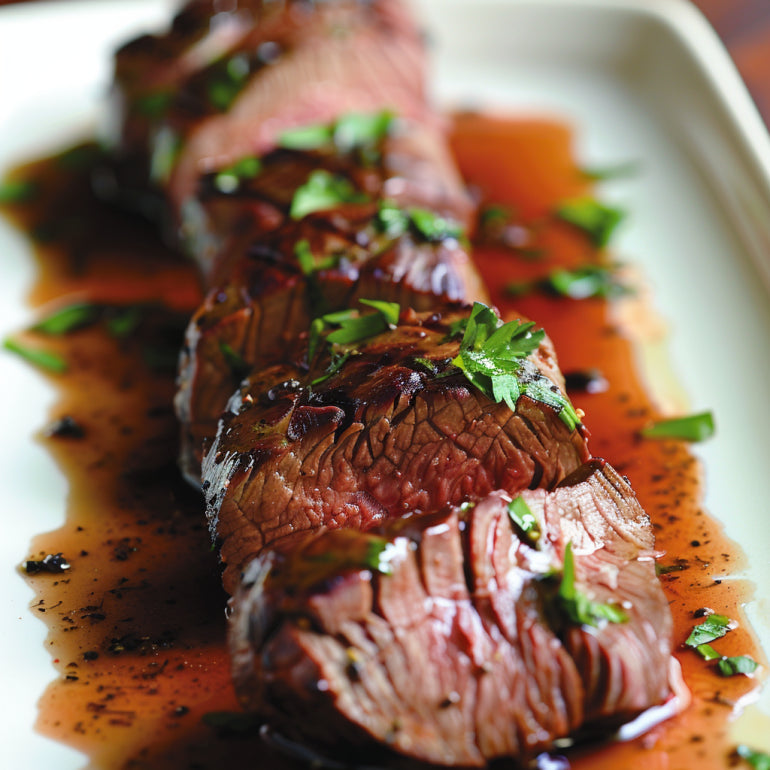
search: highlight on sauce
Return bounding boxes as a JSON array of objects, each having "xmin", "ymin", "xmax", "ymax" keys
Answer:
[{"xmin": 1, "ymin": 112, "xmax": 768, "ymax": 769}]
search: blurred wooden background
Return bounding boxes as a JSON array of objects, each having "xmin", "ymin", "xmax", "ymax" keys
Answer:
[{"xmin": 0, "ymin": 0, "xmax": 769, "ymax": 126}]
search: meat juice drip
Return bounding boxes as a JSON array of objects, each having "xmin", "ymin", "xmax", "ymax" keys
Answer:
[{"xmin": 1, "ymin": 118, "xmax": 761, "ymax": 769}]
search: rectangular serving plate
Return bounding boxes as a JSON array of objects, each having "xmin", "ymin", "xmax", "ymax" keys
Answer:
[{"xmin": 1, "ymin": 0, "xmax": 769, "ymax": 765}]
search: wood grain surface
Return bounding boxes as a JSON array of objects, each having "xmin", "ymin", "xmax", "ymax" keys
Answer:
[{"xmin": 0, "ymin": 0, "xmax": 768, "ymax": 124}]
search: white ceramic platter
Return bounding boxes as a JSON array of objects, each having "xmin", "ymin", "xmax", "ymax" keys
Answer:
[{"xmin": 1, "ymin": 0, "xmax": 769, "ymax": 766}]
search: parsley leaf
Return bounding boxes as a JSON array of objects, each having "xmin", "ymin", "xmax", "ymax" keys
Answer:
[
  {"xmin": 717, "ymin": 655, "xmax": 758, "ymax": 677},
  {"xmin": 451, "ymin": 303, "xmax": 580, "ymax": 429},
  {"xmin": 326, "ymin": 299, "xmax": 398, "ymax": 345},
  {"xmin": 207, "ymin": 53, "xmax": 251, "ymax": 112},
  {"xmin": 507, "ymin": 264, "xmax": 632, "ymax": 300},
  {"xmin": 738, "ymin": 745, "xmax": 770, "ymax": 770},
  {"xmin": 375, "ymin": 200, "xmax": 464, "ymax": 242},
  {"xmin": 507, "ymin": 496, "xmax": 540, "ymax": 543},
  {"xmin": 640, "ymin": 411, "xmax": 715, "ymax": 442},
  {"xmin": 290, "ymin": 170, "xmax": 368, "ymax": 220},
  {"xmin": 580, "ymin": 160, "xmax": 640, "ymax": 181},
  {"xmin": 214, "ymin": 156, "xmax": 262, "ymax": 193},
  {"xmin": 308, "ymin": 299, "xmax": 400, "ymax": 379},
  {"xmin": 294, "ymin": 239, "xmax": 340, "ymax": 275},
  {"xmin": 31, "ymin": 302, "xmax": 100, "ymax": 335},
  {"xmin": 278, "ymin": 110, "xmax": 394, "ymax": 153},
  {"xmin": 558, "ymin": 542, "xmax": 629, "ymax": 627},
  {"xmin": 3, "ymin": 337, "xmax": 67, "ymax": 373},
  {"xmin": 0, "ymin": 178, "xmax": 37, "ymax": 204},
  {"xmin": 685, "ymin": 614, "xmax": 735, "ymax": 647},
  {"xmin": 556, "ymin": 197, "xmax": 625, "ymax": 248}
]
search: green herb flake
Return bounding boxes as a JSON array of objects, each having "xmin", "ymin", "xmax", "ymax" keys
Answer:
[
  {"xmin": 134, "ymin": 91, "xmax": 174, "ymax": 119},
  {"xmin": 326, "ymin": 311, "xmax": 387, "ymax": 346},
  {"xmin": 696, "ymin": 643, "xmax": 721, "ymax": 661},
  {"xmin": 479, "ymin": 204, "xmax": 510, "ymax": 228},
  {"xmin": 737, "ymin": 745, "xmax": 770, "ymax": 770},
  {"xmin": 3, "ymin": 337, "xmax": 67, "ymax": 373},
  {"xmin": 219, "ymin": 342, "xmax": 250, "ymax": 379},
  {"xmin": 311, "ymin": 349, "xmax": 352, "ymax": 386},
  {"xmin": 333, "ymin": 110, "xmax": 394, "ymax": 153},
  {"xmin": 640, "ymin": 411, "xmax": 715, "ymax": 442},
  {"xmin": 558, "ymin": 542, "xmax": 629, "ymax": 627},
  {"xmin": 105, "ymin": 306, "xmax": 144, "ymax": 338},
  {"xmin": 507, "ymin": 496, "xmax": 540, "ymax": 543},
  {"xmin": 294, "ymin": 239, "xmax": 339, "ymax": 275},
  {"xmin": 207, "ymin": 53, "xmax": 251, "ymax": 112},
  {"xmin": 374, "ymin": 200, "xmax": 463, "ymax": 243},
  {"xmin": 685, "ymin": 614, "xmax": 734, "ymax": 647},
  {"xmin": 31, "ymin": 302, "xmax": 100, "ymax": 335},
  {"xmin": 556, "ymin": 197, "xmax": 625, "ymax": 248},
  {"xmin": 451, "ymin": 302, "xmax": 580, "ymax": 430},
  {"xmin": 547, "ymin": 264, "xmax": 630, "ymax": 300},
  {"xmin": 580, "ymin": 160, "xmax": 640, "ymax": 181},
  {"xmin": 55, "ymin": 143, "xmax": 104, "ymax": 170},
  {"xmin": 409, "ymin": 207, "xmax": 463, "ymax": 242},
  {"xmin": 278, "ymin": 122, "xmax": 334, "ymax": 150},
  {"xmin": 214, "ymin": 156, "xmax": 262, "ymax": 193},
  {"xmin": 0, "ymin": 179, "xmax": 37, "ymax": 205},
  {"xmin": 717, "ymin": 655, "xmax": 759, "ymax": 677},
  {"xmin": 290, "ymin": 170, "xmax": 367, "ymax": 220}
]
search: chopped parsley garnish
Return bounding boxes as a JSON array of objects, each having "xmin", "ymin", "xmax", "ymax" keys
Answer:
[
  {"xmin": 278, "ymin": 109, "xmax": 395, "ymax": 155},
  {"xmin": 507, "ymin": 496, "xmax": 540, "ymax": 543},
  {"xmin": 3, "ymin": 337, "xmax": 67, "ymax": 373},
  {"xmin": 311, "ymin": 349, "xmax": 352, "ymax": 386},
  {"xmin": 375, "ymin": 199, "xmax": 464, "ymax": 242},
  {"xmin": 696, "ymin": 643, "xmax": 721, "ymax": 661},
  {"xmin": 640, "ymin": 411, "xmax": 715, "ymax": 442},
  {"xmin": 451, "ymin": 302, "xmax": 580, "ymax": 430},
  {"xmin": 0, "ymin": 178, "xmax": 37, "ymax": 204},
  {"xmin": 325, "ymin": 299, "xmax": 399, "ymax": 345},
  {"xmin": 308, "ymin": 299, "xmax": 400, "ymax": 377},
  {"xmin": 717, "ymin": 655, "xmax": 758, "ymax": 677},
  {"xmin": 134, "ymin": 90, "xmax": 173, "ymax": 119},
  {"xmin": 580, "ymin": 160, "xmax": 640, "ymax": 181},
  {"xmin": 213, "ymin": 156, "xmax": 262, "ymax": 193},
  {"xmin": 303, "ymin": 532, "xmax": 395, "ymax": 575},
  {"xmin": 294, "ymin": 239, "xmax": 340, "ymax": 275},
  {"xmin": 290, "ymin": 170, "xmax": 368, "ymax": 220},
  {"xmin": 558, "ymin": 542, "xmax": 628, "ymax": 627},
  {"xmin": 105, "ymin": 306, "xmax": 144, "ymax": 338},
  {"xmin": 685, "ymin": 614, "xmax": 735, "ymax": 647},
  {"xmin": 219, "ymin": 342, "xmax": 250, "ymax": 379},
  {"xmin": 556, "ymin": 197, "xmax": 625, "ymax": 248},
  {"xmin": 507, "ymin": 264, "xmax": 631, "ymax": 300},
  {"xmin": 737, "ymin": 745, "xmax": 770, "ymax": 769},
  {"xmin": 207, "ymin": 53, "xmax": 251, "ymax": 112},
  {"xmin": 31, "ymin": 302, "xmax": 100, "ymax": 335}
]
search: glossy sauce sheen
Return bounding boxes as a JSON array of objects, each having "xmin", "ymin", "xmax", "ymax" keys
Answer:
[{"xmin": 4, "ymin": 116, "xmax": 762, "ymax": 769}]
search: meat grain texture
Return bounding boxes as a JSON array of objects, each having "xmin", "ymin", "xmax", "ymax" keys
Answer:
[{"xmin": 108, "ymin": 0, "xmax": 681, "ymax": 764}]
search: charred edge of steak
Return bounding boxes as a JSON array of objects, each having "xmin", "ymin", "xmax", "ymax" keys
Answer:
[
  {"xmin": 227, "ymin": 460, "xmax": 674, "ymax": 767},
  {"xmin": 202, "ymin": 305, "xmax": 589, "ymax": 593}
]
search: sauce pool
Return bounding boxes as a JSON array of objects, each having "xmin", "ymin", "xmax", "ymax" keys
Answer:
[{"xmin": 2, "ymin": 114, "xmax": 764, "ymax": 769}]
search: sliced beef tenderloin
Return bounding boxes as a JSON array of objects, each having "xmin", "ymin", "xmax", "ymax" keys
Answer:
[
  {"xmin": 175, "ymin": 184, "xmax": 484, "ymax": 482},
  {"xmin": 203, "ymin": 303, "xmax": 589, "ymax": 593},
  {"xmin": 108, "ymin": 0, "xmax": 468, "ymax": 240},
  {"xmin": 228, "ymin": 460, "xmax": 677, "ymax": 767}
]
